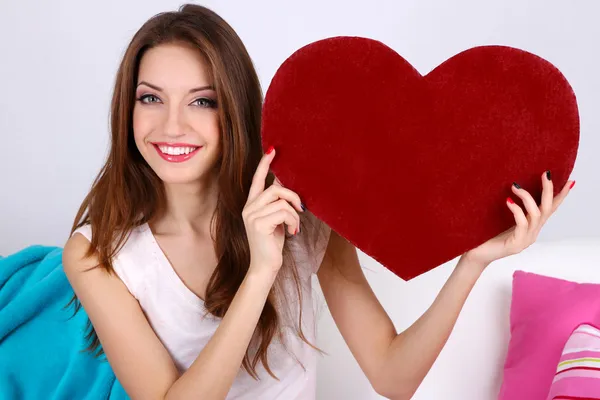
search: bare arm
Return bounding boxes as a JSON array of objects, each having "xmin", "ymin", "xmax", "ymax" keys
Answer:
[
  {"xmin": 318, "ymin": 173, "xmax": 573, "ymax": 399},
  {"xmin": 316, "ymin": 232, "xmax": 496, "ymax": 399},
  {"xmin": 64, "ymin": 233, "xmax": 277, "ymax": 400},
  {"xmin": 317, "ymin": 232, "xmax": 477, "ymax": 399}
]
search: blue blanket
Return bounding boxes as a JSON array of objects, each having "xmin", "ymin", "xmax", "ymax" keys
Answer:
[{"xmin": 0, "ymin": 245, "xmax": 128, "ymax": 400}]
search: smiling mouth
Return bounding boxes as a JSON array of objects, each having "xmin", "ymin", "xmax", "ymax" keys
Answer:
[{"xmin": 151, "ymin": 142, "xmax": 202, "ymax": 163}]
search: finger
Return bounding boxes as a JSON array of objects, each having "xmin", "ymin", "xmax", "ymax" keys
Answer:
[
  {"xmin": 551, "ymin": 179, "xmax": 575, "ymax": 213},
  {"xmin": 507, "ymin": 197, "xmax": 529, "ymax": 244},
  {"xmin": 247, "ymin": 146, "xmax": 275, "ymax": 204},
  {"xmin": 511, "ymin": 182, "xmax": 542, "ymax": 232},
  {"xmin": 250, "ymin": 185, "xmax": 304, "ymax": 213},
  {"xmin": 256, "ymin": 209, "xmax": 299, "ymax": 236},
  {"xmin": 540, "ymin": 170, "xmax": 554, "ymax": 218},
  {"xmin": 270, "ymin": 178, "xmax": 306, "ymax": 212},
  {"xmin": 249, "ymin": 199, "xmax": 300, "ymax": 234}
]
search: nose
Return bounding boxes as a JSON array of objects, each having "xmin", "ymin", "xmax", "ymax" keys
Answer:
[{"xmin": 164, "ymin": 105, "xmax": 187, "ymax": 138}]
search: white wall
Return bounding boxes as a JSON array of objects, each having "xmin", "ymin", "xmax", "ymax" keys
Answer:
[{"xmin": 1, "ymin": 1, "xmax": 598, "ymax": 398}]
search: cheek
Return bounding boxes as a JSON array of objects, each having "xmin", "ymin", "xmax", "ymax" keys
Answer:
[
  {"xmin": 192, "ymin": 114, "xmax": 221, "ymax": 145},
  {"xmin": 207, "ymin": 120, "xmax": 222, "ymax": 161},
  {"xmin": 132, "ymin": 107, "xmax": 153, "ymax": 145},
  {"xmin": 209, "ymin": 120, "xmax": 221, "ymax": 145},
  {"xmin": 210, "ymin": 115, "xmax": 222, "ymax": 143}
]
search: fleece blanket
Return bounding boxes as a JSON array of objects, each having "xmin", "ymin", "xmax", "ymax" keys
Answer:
[{"xmin": 0, "ymin": 245, "xmax": 128, "ymax": 400}]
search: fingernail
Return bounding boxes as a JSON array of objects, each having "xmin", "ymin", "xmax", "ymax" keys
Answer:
[
  {"xmin": 301, "ymin": 203, "xmax": 306, "ymax": 212},
  {"xmin": 513, "ymin": 182, "xmax": 521, "ymax": 189},
  {"xmin": 546, "ymin": 170, "xmax": 552, "ymax": 180},
  {"xmin": 266, "ymin": 146, "xmax": 274, "ymax": 155},
  {"xmin": 570, "ymin": 181, "xmax": 576, "ymax": 189},
  {"xmin": 294, "ymin": 227, "xmax": 299, "ymax": 235},
  {"xmin": 507, "ymin": 197, "xmax": 515, "ymax": 204}
]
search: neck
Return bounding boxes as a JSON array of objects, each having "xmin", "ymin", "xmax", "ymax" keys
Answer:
[{"xmin": 155, "ymin": 173, "xmax": 220, "ymax": 236}]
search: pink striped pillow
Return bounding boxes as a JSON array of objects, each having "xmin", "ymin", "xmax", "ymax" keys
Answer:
[{"xmin": 547, "ymin": 323, "xmax": 600, "ymax": 400}]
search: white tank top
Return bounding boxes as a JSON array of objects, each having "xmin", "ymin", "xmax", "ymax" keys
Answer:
[{"xmin": 72, "ymin": 212, "xmax": 330, "ymax": 400}]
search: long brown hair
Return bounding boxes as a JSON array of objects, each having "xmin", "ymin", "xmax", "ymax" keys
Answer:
[{"xmin": 69, "ymin": 3, "xmax": 315, "ymax": 379}]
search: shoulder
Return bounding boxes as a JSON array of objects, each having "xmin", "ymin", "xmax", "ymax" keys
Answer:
[
  {"xmin": 63, "ymin": 227, "xmax": 98, "ymax": 275},
  {"xmin": 63, "ymin": 223, "xmax": 146, "ymax": 271},
  {"xmin": 64, "ymin": 223, "xmax": 150, "ymax": 299}
]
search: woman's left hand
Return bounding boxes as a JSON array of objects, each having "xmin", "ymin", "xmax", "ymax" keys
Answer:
[{"xmin": 462, "ymin": 171, "xmax": 575, "ymax": 269}]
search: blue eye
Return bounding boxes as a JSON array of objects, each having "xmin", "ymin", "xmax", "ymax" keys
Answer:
[
  {"xmin": 192, "ymin": 98, "xmax": 218, "ymax": 108},
  {"xmin": 137, "ymin": 94, "xmax": 161, "ymax": 104}
]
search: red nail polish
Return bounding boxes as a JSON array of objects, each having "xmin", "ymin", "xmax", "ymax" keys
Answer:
[
  {"xmin": 294, "ymin": 228, "xmax": 298, "ymax": 235},
  {"xmin": 266, "ymin": 146, "xmax": 274, "ymax": 155},
  {"xmin": 569, "ymin": 181, "xmax": 576, "ymax": 189},
  {"xmin": 507, "ymin": 197, "xmax": 515, "ymax": 204}
]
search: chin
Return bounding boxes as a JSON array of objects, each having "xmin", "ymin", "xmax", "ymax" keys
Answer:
[
  {"xmin": 151, "ymin": 158, "xmax": 220, "ymax": 185},
  {"xmin": 153, "ymin": 168, "xmax": 206, "ymax": 185}
]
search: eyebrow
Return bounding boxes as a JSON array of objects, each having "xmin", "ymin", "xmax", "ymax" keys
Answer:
[{"xmin": 137, "ymin": 81, "xmax": 215, "ymax": 93}]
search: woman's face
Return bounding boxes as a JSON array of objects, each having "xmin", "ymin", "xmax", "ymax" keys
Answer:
[{"xmin": 133, "ymin": 42, "xmax": 221, "ymax": 185}]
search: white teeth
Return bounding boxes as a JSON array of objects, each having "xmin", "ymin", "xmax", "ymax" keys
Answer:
[{"xmin": 157, "ymin": 145, "xmax": 198, "ymax": 156}]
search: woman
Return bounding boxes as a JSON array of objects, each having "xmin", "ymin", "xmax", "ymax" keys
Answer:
[{"xmin": 62, "ymin": 4, "xmax": 574, "ymax": 399}]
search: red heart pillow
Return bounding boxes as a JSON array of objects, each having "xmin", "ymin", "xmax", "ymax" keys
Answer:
[{"xmin": 261, "ymin": 37, "xmax": 579, "ymax": 280}]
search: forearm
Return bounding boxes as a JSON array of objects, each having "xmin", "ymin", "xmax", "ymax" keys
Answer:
[
  {"xmin": 165, "ymin": 268, "xmax": 276, "ymax": 400},
  {"xmin": 377, "ymin": 256, "xmax": 487, "ymax": 399}
]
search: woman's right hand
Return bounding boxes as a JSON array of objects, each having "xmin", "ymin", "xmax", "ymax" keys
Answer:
[{"xmin": 242, "ymin": 146, "xmax": 304, "ymax": 277}]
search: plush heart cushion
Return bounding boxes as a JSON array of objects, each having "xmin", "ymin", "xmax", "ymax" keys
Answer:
[{"xmin": 261, "ymin": 36, "xmax": 579, "ymax": 280}]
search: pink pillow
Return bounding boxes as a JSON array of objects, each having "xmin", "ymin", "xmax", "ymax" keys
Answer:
[{"xmin": 499, "ymin": 271, "xmax": 600, "ymax": 399}]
